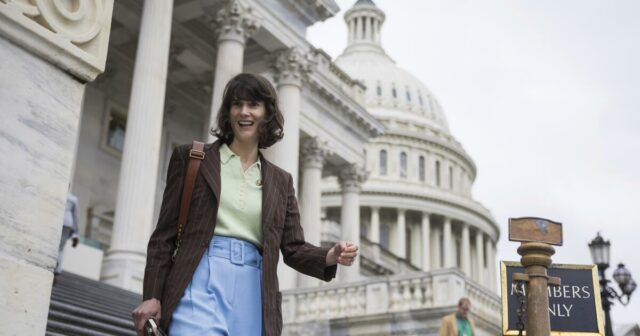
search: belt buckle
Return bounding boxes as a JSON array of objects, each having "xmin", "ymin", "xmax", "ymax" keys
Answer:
[{"xmin": 230, "ymin": 240, "xmax": 244, "ymax": 266}]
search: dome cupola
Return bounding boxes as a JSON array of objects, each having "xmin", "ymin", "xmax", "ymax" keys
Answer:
[
  {"xmin": 343, "ymin": 0, "xmax": 386, "ymax": 55},
  {"xmin": 337, "ymin": 1, "xmax": 450, "ymax": 133}
]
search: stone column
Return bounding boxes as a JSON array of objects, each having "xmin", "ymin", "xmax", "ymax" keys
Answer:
[
  {"xmin": 373, "ymin": 19, "xmax": 379, "ymax": 43},
  {"xmin": 431, "ymin": 225, "xmax": 441, "ymax": 269},
  {"xmin": 205, "ymin": 0, "xmax": 260, "ymax": 141},
  {"xmin": 443, "ymin": 217, "xmax": 453, "ymax": 268},
  {"xmin": 298, "ymin": 137, "xmax": 328, "ymax": 288},
  {"xmin": 370, "ymin": 207, "xmax": 380, "ymax": 244},
  {"xmin": 348, "ymin": 19, "xmax": 355, "ymax": 44},
  {"xmin": 355, "ymin": 16, "xmax": 362, "ymax": 40},
  {"xmin": 492, "ymin": 242, "xmax": 498, "ymax": 292},
  {"xmin": 365, "ymin": 16, "xmax": 372, "ymax": 40},
  {"xmin": 410, "ymin": 222, "xmax": 421, "ymax": 267},
  {"xmin": 338, "ymin": 164, "xmax": 367, "ymax": 282},
  {"xmin": 101, "ymin": 0, "xmax": 175, "ymax": 291},
  {"xmin": 485, "ymin": 237, "xmax": 495, "ymax": 291},
  {"xmin": 0, "ymin": 1, "xmax": 114, "ymax": 333},
  {"xmin": 475, "ymin": 231, "xmax": 485, "ymax": 285},
  {"xmin": 396, "ymin": 209, "xmax": 407, "ymax": 259},
  {"xmin": 264, "ymin": 47, "xmax": 313, "ymax": 191},
  {"xmin": 421, "ymin": 213, "xmax": 431, "ymax": 271},
  {"xmin": 461, "ymin": 223, "xmax": 471, "ymax": 276}
]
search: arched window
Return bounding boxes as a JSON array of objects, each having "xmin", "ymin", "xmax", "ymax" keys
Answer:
[
  {"xmin": 435, "ymin": 160, "xmax": 441, "ymax": 186},
  {"xmin": 376, "ymin": 82, "xmax": 382, "ymax": 97},
  {"xmin": 392, "ymin": 85, "xmax": 397, "ymax": 99},
  {"xmin": 400, "ymin": 152, "xmax": 407, "ymax": 178},
  {"xmin": 406, "ymin": 89, "xmax": 411, "ymax": 102},
  {"xmin": 379, "ymin": 150, "xmax": 387, "ymax": 175},
  {"xmin": 419, "ymin": 156, "xmax": 425, "ymax": 182},
  {"xmin": 449, "ymin": 166, "xmax": 454, "ymax": 189}
]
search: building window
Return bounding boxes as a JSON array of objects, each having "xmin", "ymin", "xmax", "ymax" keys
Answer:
[
  {"xmin": 435, "ymin": 160, "xmax": 441, "ymax": 186},
  {"xmin": 418, "ymin": 93, "xmax": 424, "ymax": 106},
  {"xmin": 400, "ymin": 152, "xmax": 407, "ymax": 178},
  {"xmin": 101, "ymin": 101, "xmax": 127, "ymax": 156},
  {"xmin": 107, "ymin": 113, "xmax": 126, "ymax": 151},
  {"xmin": 406, "ymin": 89, "xmax": 411, "ymax": 102},
  {"xmin": 449, "ymin": 166, "xmax": 454, "ymax": 189},
  {"xmin": 419, "ymin": 156, "xmax": 425, "ymax": 182},
  {"xmin": 392, "ymin": 85, "xmax": 397, "ymax": 99},
  {"xmin": 380, "ymin": 224, "xmax": 390, "ymax": 250},
  {"xmin": 377, "ymin": 83, "xmax": 382, "ymax": 96},
  {"xmin": 380, "ymin": 149, "xmax": 387, "ymax": 175}
]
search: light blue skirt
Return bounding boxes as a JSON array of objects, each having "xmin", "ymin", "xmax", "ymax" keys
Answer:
[{"xmin": 169, "ymin": 235, "xmax": 263, "ymax": 335}]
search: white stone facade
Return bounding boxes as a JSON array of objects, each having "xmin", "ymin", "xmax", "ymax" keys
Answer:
[{"xmin": 0, "ymin": 1, "xmax": 114, "ymax": 334}]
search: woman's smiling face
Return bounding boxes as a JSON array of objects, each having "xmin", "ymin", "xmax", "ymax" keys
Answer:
[{"xmin": 229, "ymin": 98, "xmax": 265, "ymax": 145}]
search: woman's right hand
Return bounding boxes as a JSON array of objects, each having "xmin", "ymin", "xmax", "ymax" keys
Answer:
[{"xmin": 132, "ymin": 298, "xmax": 161, "ymax": 335}]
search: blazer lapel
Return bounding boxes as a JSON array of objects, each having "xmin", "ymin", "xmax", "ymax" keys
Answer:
[
  {"xmin": 200, "ymin": 140, "xmax": 222, "ymax": 203},
  {"xmin": 260, "ymin": 154, "xmax": 278, "ymax": 231}
]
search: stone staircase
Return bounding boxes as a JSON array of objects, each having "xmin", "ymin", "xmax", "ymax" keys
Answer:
[{"xmin": 46, "ymin": 272, "xmax": 140, "ymax": 336}]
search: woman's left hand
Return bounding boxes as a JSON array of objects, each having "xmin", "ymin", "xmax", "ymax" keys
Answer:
[{"xmin": 326, "ymin": 241, "xmax": 359, "ymax": 266}]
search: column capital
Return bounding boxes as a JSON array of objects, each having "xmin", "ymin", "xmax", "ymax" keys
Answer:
[
  {"xmin": 214, "ymin": 0, "xmax": 261, "ymax": 45},
  {"xmin": 301, "ymin": 137, "xmax": 330, "ymax": 169},
  {"xmin": 272, "ymin": 47, "xmax": 315, "ymax": 88},
  {"xmin": 338, "ymin": 163, "xmax": 368, "ymax": 192}
]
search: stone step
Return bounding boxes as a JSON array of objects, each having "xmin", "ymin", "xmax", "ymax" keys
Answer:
[
  {"xmin": 46, "ymin": 272, "xmax": 141, "ymax": 335},
  {"xmin": 49, "ymin": 300, "xmax": 134, "ymax": 329},
  {"xmin": 46, "ymin": 319, "xmax": 121, "ymax": 336},
  {"xmin": 47, "ymin": 309, "xmax": 135, "ymax": 336},
  {"xmin": 52, "ymin": 295, "xmax": 134, "ymax": 320}
]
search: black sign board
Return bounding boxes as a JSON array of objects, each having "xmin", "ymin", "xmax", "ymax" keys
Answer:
[{"xmin": 501, "ymin": 261, "xmax": 604, "ymax": 335}]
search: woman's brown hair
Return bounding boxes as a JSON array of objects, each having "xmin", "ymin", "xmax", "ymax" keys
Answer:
[{"xmin": 212, "ymin": 73, "xmax": 284, "ymax": 148}]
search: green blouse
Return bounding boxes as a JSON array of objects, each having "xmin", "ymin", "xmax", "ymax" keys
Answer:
[{"xmin": 213, "ymin": 144, "xmax": 263, "ymax": 249}]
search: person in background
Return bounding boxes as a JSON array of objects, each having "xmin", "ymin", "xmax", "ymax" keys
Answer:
[
  {"xmin": 439, "ymin": 297, "xmax": 475, "ymax": 336},
  {"xmin": 55, "ymin": 191, "xmax": 79, "ymax": 276}
]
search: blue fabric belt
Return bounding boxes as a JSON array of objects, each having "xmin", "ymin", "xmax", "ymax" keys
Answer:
[{"xmin": 208, "ymin": 235, "xmax": 262, "ymax": 268}]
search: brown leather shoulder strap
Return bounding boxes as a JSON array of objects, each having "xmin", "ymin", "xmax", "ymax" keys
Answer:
[{"xmin": 173, "ymin": 141, "xmax": 205, "ymax": 260}]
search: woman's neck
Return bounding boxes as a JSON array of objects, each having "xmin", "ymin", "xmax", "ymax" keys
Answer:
[{"xmin": 229, "ymin": 140, "xmax": 259, "ymax": 169}]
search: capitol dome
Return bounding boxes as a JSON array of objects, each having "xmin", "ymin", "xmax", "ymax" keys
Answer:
[
  {"xmin": 335, "ymin": 0, "xmax": 449, "ymax": 133},
  {"xmin": 321, "ymin": 0, "xmax": 500, "ymax": 291}
]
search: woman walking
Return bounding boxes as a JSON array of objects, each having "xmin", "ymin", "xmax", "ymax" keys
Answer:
[{"xmin": 132, "ymin": 73, "xmax": 358, "ymax": 335}]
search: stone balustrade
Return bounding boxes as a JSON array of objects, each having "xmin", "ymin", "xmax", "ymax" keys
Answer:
[{"xmin": 282, "ymin": 268, "xmax": 501, "ymax": 324}]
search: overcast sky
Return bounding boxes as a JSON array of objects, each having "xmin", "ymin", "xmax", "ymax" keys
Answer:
[{"xmin": 308, "ymin": 0, "xmax": 640, "ymax": 325}]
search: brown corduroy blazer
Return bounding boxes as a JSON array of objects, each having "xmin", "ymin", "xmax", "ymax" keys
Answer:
[{"xmin": 142, "ymin": 140, "xmax": 337, "ymax": 334}]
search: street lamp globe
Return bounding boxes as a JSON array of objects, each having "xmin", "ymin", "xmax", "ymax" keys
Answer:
[
  {"xmin": 613, "ymin": 263, "xmax": 632, "ymax": 287},
  {"xmin": 588, "ymin": 233, "xmax": 610, "ymax": 270},
  {"xmin": 622, "ymin": 279, "xmax": 637, "ymax": 296}
]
